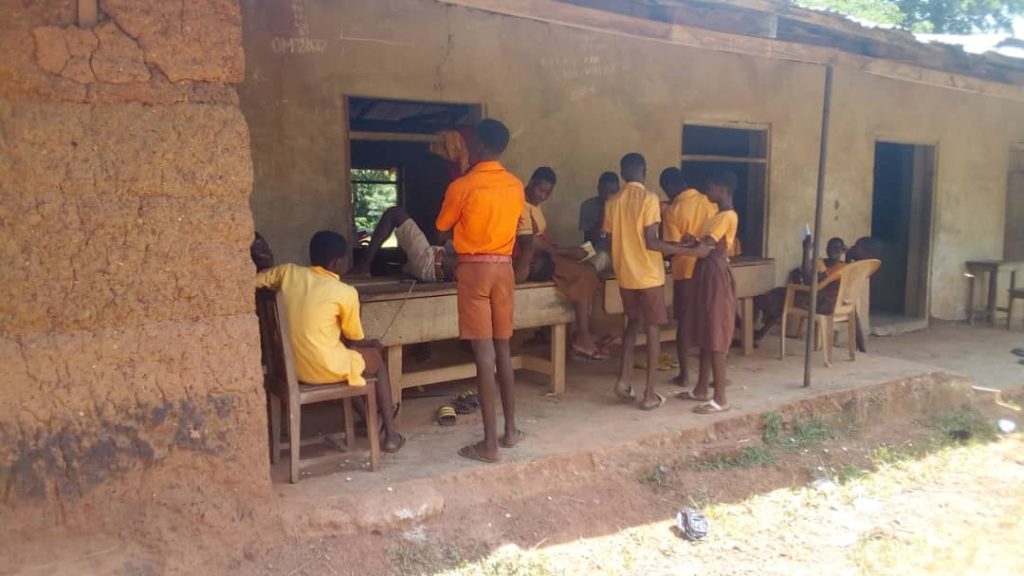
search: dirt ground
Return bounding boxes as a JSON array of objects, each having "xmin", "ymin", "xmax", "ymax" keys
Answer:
[
  {"xmin": 10, "ymin": 401, "xmax": 1020, "ymax": 575},
  {"xmin": 189, "ymin": 393, "xmax": 1020, "ymax": 575}
]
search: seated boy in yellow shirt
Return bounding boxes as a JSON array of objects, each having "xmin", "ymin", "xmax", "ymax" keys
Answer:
[{"xmin": 255, "ymin": 231, "xmax": 404, "ymax": 453}]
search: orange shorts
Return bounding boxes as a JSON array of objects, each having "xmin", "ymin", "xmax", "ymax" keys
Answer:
[{"xmin": 456, "ymin": 260, "xmax": 515, "ymax": 340}]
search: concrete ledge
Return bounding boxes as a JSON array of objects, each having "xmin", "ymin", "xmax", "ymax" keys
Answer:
[{"xmin": 279, "ymin": 370, "xmax": 972, "ymax": 536}]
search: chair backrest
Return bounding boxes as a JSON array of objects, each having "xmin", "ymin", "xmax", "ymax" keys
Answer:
[
  {"xmin": 834, "ymin": 259, "xmax": 881, "ymax": 315},
  {"xmin": 254, "ymin": 289, "xmax": 299, "ymax": 401}
]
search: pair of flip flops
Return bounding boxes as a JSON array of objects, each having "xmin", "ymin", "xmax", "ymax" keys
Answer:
[
  {"xmin": 613, "ymin": 385, "xmax": 666, "ymax": 411},
  {"xmin": 436, "ymin": 389, "xmax": 481, "ymax": 426}
]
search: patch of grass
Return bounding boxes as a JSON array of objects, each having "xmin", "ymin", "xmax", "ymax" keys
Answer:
[
  {"xmin": 835, "ymin": 464, "xmax": 870, "ymax": 484},
  {"xmin": 789, "ymin": 415, "xmax": 835, "ymax": 448},
  {"xmin": 872, "ymin": 443, "xmax": 916, "ymax": 465},
  {"xmin": 762, "ymin": 411, "xmax": 784, "ymax": 445},
  {"xmin": 638, "ymin": 464, "xmax": 670, "ymax": 487},
  {"xmin": 388, "ymin": 543, "xmax": 472, "ymax": 575},
  {"xmin": 924, "ymin": 406, "xmax": 997, "ymax": 445},
  {"xmin": 698, "ymin": 446, "xmax": 777, "ymax": 470}
]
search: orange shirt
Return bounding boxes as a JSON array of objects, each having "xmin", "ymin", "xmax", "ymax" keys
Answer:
[
  {"xmin": 702, "ymin": 209, "xmax": 739, "ymax": 254},
  {"xmin": 663, "ymin": 188, "xmax": 719, "ymax": 280},
  {"xmin": 436, "ymin": 161, "xmax": 525, "ymax": 256},
  {"xmin": 602, "ymin": 181, "xmax": 665, "ymax": 290}
]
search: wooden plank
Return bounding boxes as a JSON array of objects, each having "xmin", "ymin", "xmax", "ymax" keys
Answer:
[
  {"xmin": 349, "ymin": 131, "xmax": 443, "ymax": 143},
  {"xmin": 681, "ymin": 154, "xmax": 768, "ymax": 163},
  {"xmin": 361, "ymin": 284, "xmax": 574, "ymax": 345},
  {"xmin": 741, "ymin": 296, "xmax": 754, "ymax": 356},
  {"xmin": 549, "ymin": 323, "xmax": 566, "ymax": 395}
]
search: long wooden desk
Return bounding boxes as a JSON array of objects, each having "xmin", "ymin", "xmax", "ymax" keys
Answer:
[
  {"xmin": 965, "ymin": 260, "xmax": 1023, "ymax": 325},
  {"xmin": 602, "ymin": 257, "xmax": 776, "ymax": 355},
  {"xmin": 356, "ymin": 279, "xmax": 575, "ymax": 400}
]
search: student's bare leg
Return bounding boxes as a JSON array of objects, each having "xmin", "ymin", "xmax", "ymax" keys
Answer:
[
  {"xmin": 672, "ymin": 280, "xmax": 688, "ymax": 385},
  {"xmin": 354, "ymin": 206, "xmax": 408, "ymax": 274},
  {"xmin": 639, "ymin": 323, "xmax": 662, "ymax": 408},
  {"xmin": 356, "ymin": 346, "xmax": 403, "ymax": 450},
  {"xmin": 615, "ymin": 318, "xmax": 640, "ymax": 398},
  {"xmin": 572, "ymin": 299, "xmax": 600, "ymax": 353},
  {"xmin": 711, "ymin": 351, "xmax": 728, "ymax": 407},
  {"xmin": 469, "ymin": 339, "xmax": 500, "ymax": 460},
  {"xmin": 692, "ymin": 349, "xmax": 713, "ymax": 400},
  {"xmin": 494, "ymin": 338, "xmax": 522, "ymax": 446}
]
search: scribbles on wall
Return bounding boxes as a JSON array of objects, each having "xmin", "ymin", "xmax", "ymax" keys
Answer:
[{"xmin": 271, "ymin": 0, "xmax": 327, "ymax": 55}]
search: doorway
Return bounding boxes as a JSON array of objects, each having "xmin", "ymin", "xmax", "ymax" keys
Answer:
[{"xmin": 869, "ymin": 142, "xmax": 935, "ymax": 332}]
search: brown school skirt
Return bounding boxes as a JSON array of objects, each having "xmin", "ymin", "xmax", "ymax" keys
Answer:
[
  {"xmin": 685, "ymin": 250, "xmax": 736, "ymax": 353},
  {"xmin": 552, "ymin": 254, "xmax": 600, "ymax": 304}
]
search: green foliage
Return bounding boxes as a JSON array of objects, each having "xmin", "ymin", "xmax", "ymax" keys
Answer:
[
  {"xmin": 925, "ymin": 406, "xmax": 997, "ymax": 444},
  {"xmin": 791, "ymin": 415, "xmax": 835, "ymax": 448},
  {"xmin": 762, "ymin": 411, "xmax": 784, "ymax": 445},
  {"xmin": 698, "ymin": 446, "xmax": 778, "ymax": 470},
  {"xmin": 351, "ymin": 168, "xmax": 398, "ymax": 232},
  {"xmin": 794, "ymin": 0, "xmax": 1024, "ymax": 33}
]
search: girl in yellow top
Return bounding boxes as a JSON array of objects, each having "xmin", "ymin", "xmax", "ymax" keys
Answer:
[{"xmin": 681, "ymin": 172, "xmax": 739, "ymax": 414}]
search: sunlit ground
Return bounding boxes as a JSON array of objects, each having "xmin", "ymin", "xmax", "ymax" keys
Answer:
[{"xmin": 434, "ymin": 434, "xmax": 1024, "ymax": 576}]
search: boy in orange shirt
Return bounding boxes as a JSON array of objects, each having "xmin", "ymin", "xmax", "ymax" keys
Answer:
[
  {"xmin": 660, "ymin": 168, "xmax": 718, "ymax": 387},
  {"xmin": 603, "ymin": 153, "xmax": 711, "ymax": 410},
  {"xmin": 435, "ymin": 119, "xmax": 525, "ymax": 463}
]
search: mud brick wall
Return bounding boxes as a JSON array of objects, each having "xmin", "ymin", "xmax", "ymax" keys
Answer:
[{"xmin": 0, "ymin": 0, "xmax": 268, "ymax": 540}]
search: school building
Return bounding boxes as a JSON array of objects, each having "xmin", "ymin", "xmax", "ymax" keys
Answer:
[{"xmin": 2, "ymin": 0, "xmax": 1023, "ymax": 553}]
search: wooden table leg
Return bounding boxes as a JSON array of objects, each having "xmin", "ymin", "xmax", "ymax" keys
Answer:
[
  {"xmin": 987, "ymin": 270, "xmax": 999, "ymax": 325},
  {"xmin": 549, "ymin": 323, "xmax": 566, "ymax": 396},
  {"xmin": 387, "ymin": 344, "xmax": 403, "ymax": 404},
  {"xmin": 967, "ymin": 274, "xmax": 976, "ymax": 325},
  {"xmin": 741, "ymin": 297, "xmax": 754, "ymax": 356}
]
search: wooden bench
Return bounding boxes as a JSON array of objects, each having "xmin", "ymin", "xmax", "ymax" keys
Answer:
[
  {"xmin": 602, "ymin": 257, "xmax": 776, "ymax": 355},
  {"xmin": 355, "ymin": 279, "xmax": 575, "ymax": 401}
]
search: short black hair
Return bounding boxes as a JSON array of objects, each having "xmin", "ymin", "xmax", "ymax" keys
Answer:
[
  {"xmin": 658, "ymin": 167, "xmax": 687, "ymax": 197},
  {"xmin": 476, "ymin": 119, "xmax": 510, "ymax": 155},
  {"xmin": 309, "ymin": 230, "xmax": 348, "ymax": 267},
  {"xmin": 620, "ymin": 152, "xmax": 646, "ymax": 174},
  {"xmin": 531, "ymin": 166, "xmax": 557, "ymax": 185},
  {"xmin": 706, "ymin": 170, "xmax": 738, "ymax": 192},
  {"xmin": 598, "ymin": 171, "xmax": 619, "ymax": 186}
]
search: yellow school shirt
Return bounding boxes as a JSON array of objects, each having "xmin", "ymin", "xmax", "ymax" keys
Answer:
[
  {"xmin": 602, "ymin": 181, "xmax": 665, "ymax": 290},
  {"xmin": 702, "ymin": 209, "xmax": 739, "ymax": 254},
  {"xmin": 517, "ymin": 202, "xmax": 547, "ymax": 236},
  {"xmin": 663, "ymin": 188, "xmax": 719, "ymax": 280},
  {"xmin": 255, "ymin": 264, "xmax": 367, "ymax": 386}
]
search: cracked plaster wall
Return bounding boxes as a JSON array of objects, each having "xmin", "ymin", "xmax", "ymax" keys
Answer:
[{"xmin": 0, "ymin": 0, "xmax": 268, "ymax": 542}]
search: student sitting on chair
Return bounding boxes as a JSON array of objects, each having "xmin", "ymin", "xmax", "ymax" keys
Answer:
[
  {"xmin": 255, "ymin": 230, "xmax": 405, "ymax": 453},
  {"xmin": 352, "ymin": 206, "xmax": 457, "ymax": 282}
]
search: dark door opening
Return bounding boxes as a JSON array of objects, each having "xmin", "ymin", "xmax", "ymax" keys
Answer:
[{"xmin": 870, "ymin": 142, "xmax": 935, "ymax": 323}]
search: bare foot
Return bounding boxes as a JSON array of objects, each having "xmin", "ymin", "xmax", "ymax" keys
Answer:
[{"xmin": 614, "ymin": 381, "xmax": 635, "ymax": 401}]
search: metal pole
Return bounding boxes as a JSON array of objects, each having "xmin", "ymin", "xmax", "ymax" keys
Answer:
[{"xmin": 804, "ymin": 66, "xmax": 834, "ymax": 388}]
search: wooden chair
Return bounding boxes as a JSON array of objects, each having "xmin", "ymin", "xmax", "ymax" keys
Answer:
[
  {"xmin": 779, "ymin": 259, "xmax": 881, "ymax": 367},
  {"xmin": 1008, "ymin": 271, "xmax": 1023, "ymax": 329},
  {"xmin": 256, "ymin": 289, "xmax": 381, "ymax": 483}
]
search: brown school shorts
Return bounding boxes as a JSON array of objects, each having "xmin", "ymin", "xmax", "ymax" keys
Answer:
[
  {"xmin": 620, "ymin": 285, "xmax": 668, "ymax": 327},
  {"xmin": 456, "ymin": 260, "xmax": 515, "ymax": 340}
]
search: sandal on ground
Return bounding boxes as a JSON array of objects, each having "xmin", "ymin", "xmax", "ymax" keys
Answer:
[
  {"xmin": 453, "ymin": 389, "xmax": 480, "ymax": 415},
  {"xmin": 693, "ymin": 400, "xmax": 730, "ymax": 414},
  {"xmin": 499, "ymin": 430, "xmax": 525, "ymax": 448},
  {"xmin": 639, "ymin": 392, "xmax": 667, "ymax": 411},
  {"xmin": 572, "ymin": 344, "xmax": 609, "ymax": 362},
  {"xmin": 458, "ymin": 443, "xmax": 499, "ymax": 464},
  {"xmin": 614, "ymin": 383, "xmax": 636, "ymax": 401},
  {"xmin": 383, "ymin": 432, "xmax": 406, "ymax": 453},
  {"xmin": 436, "ymin": 405, "xmax": 457, "ymax": 427},
  {"xmin": 675, "ymin": 389, "xmax": 711, "ymax": 401}
]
